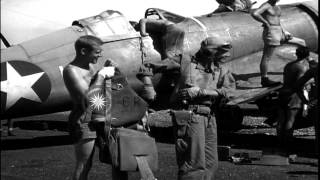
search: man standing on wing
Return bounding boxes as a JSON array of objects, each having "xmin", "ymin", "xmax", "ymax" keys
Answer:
[{"xmin": 251, "ymin": 0, "xmax": 305, "ymax": 87}]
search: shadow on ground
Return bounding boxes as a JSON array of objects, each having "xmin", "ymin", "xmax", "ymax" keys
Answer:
[
  {"xmin": 150, "ymin": 127, "xmax": 317, "ymax": 158},
  {"xmin": 1, "ymin": 121, "xmax": 317, "ymax": 159},
  {"xmin": 1, "ymin": 120, "xmax": 71, "ymax": 150},
  {"xmin": 1, "ymin": 135, "xmax": 72, "ymax": 150}
]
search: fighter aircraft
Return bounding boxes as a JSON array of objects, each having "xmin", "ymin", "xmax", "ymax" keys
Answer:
[{"xmin": 1, "ymin": 0, "xmax": 318, "ymax": 130}]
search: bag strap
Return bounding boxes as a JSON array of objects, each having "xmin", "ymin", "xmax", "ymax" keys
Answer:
[
  {"xmin": 104, "ymin": 79, "xmax": 112, "ymax": 132},
  {"xmin": 135, "ymin": 156, "xmax": 157, "ymax": 180},
  {"xmin": 139, "ymin": 37, "xmax": 147, "ymax": 64}
]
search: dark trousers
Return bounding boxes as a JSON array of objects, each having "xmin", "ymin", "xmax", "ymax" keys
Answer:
[{"xmin": 173, "ymin": 112, "xmax": 218, "ymax": 180}]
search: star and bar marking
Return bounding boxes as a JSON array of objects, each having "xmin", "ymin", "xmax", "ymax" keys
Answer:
[{"xmin": 1, "ymin": 61, "xmax": 50, "ymax": 110}]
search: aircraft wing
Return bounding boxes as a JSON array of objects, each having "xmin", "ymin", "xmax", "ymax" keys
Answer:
[
  {"xmin": 224, "ymin": 44, "xmax": 318, "ymax": 106},
  {"xmin": 226, "ymin": 85, "xmax": 283, "ymax": 105}
]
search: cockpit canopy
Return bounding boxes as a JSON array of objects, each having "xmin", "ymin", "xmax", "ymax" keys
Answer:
[{"xmin": 72, "ymin": 10, "xmax": 136, "ymax": 37}]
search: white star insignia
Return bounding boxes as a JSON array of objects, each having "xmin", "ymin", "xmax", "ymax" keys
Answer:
[
  {"xmin": 89, "ymin": 93, "xmax": 106, "ymax": 111},
  {"xmin": 1, "ymin": 62, "xmax": 44, "ymax": 110}
]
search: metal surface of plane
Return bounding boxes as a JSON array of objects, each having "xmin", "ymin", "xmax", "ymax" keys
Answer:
[{"xmin": 0, "ymin": 1, "xmax": 318, "ymax": 130}]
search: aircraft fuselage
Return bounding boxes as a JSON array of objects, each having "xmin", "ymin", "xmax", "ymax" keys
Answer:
[{"xmin": 1, "ymin": 2, "xmax": 318, "ymax": 120}]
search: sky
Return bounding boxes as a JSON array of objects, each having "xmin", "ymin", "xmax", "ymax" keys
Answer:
[{"xmin": 0, "ymin": 0, "xmax": 311, "ymax": 47}]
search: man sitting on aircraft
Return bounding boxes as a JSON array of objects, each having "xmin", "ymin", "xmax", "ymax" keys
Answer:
[
  {"xmin": 207, "ymin": 0, "xmax": 254, "ymax": 16},
  {"xmin": 251, "ymin": 0, "xmax": 306, "ymax": 87},
  {"xmin": 276, "ymin": 46, "xmax": 310, "ymax": 154},
  {"xmin": 169, "ymin": 36, "xmax": 235, "ymax": 180},
  {"xmin": 63, "ymin": 35, "xmax": 117, "ymax": 180}
]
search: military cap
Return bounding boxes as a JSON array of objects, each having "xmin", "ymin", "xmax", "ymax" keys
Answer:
[{"xmin": 201, "ymin": 36, "xmax": 231, "ymax": 49}]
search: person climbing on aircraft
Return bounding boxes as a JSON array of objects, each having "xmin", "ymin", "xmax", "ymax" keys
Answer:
[{"xmin": 138, "ymin": 18, "xmax": 185, "ymax": 60}]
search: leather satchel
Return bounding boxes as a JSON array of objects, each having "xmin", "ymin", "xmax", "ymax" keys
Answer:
[
  {"xmin": 95, "ymin": 69, "xmax": 158, "ymax": 175},
  {"xmin": 108, "ymin": 128, "xmax": 158, "ymax": 171}
]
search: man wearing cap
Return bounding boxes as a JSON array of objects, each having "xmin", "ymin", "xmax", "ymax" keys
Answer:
[{"xmin": 170, "ymin": 36, "xmax": 235, "ymax": 180}]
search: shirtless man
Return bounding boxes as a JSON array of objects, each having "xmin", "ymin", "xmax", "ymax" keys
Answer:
[
  {"xmin": 277, "ymin": 46, "xmax": 309, "ymax": 152},
  {"xmin": 294, "ymin": 58, "xmax": 318, "ymax": 155},
  {"xmin": 63, "ymin": 35, "xmax": 115, "ymax": 180},
  {"xmin": 251, "ymin": 0, "xmax": 305, "ymax": 87},
  {"xmin": 139, "ymin": 18, "xmax": 185, "ymax": 60},
  {"xmin": 209, "ymin": 0, "xmax": 253, "ymax": 14}
]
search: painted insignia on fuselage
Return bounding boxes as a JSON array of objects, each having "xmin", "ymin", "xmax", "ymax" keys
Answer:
[{"xmin": 1, "ymin": 61, "xmax": 51, "ymax": 112}]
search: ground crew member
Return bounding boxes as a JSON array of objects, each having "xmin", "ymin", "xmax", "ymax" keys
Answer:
[
  {"xmin": 276, "ymin": 46, "xmax": 310, "ymax": 153},
  {"xmin": 63, "ymin": 35, "xmax": 116, "ymax": 180},
  {"xmin": 139, "ymin": 18, "xmax": 185, "ymax": 60},
  {"xmin": 251, "ymin": 0, "xmax": 306, "ymax": 87},
  {"xmin": 293, "ymin": 58, "xmax": 318, "ymax": 155},
  {"xmin": 170, "ymin": 36, "xmax": 235, "ymax": 180}
]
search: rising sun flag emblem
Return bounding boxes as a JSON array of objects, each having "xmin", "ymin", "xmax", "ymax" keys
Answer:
[{"xmin": 89, "ymin": 93, "xmax": 106, "ymax": 111}]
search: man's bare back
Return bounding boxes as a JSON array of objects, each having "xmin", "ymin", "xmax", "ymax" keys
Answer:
[{"xmin": 283, "ymin": 61, "xmax": 307, "ymax": 89}]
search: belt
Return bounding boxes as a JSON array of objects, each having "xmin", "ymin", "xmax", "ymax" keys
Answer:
[{"xmin": 188, "ymin": 105, "xmax": 211, "ymax": 116}]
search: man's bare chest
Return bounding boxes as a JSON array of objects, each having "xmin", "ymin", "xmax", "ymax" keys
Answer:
[{"xmin": 266, "ymin": 6, "xmax": 281, "ymax": 16}]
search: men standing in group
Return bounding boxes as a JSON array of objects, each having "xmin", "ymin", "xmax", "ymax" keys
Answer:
[
  {"xmin": 170, "ymin": 36, "xmax": 235, "ymax": 180},
  {"xmin": 276, "ymin": 46, "xmax": 310, "ymax": 153},
  {"xmin": 63, "ymin": 35, "xmax": 116, "ymax": 180},
  {"xmin": 251, "ymin": 0, "xmax": 305, "ymax": 87}
]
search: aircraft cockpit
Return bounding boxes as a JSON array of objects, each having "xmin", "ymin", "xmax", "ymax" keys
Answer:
[
  {"xmin": 144, "ymin": 8, "xmax": 186, "ymax": 24},
  {"xmin": 72, "ymin": 10, "xmax": 137, "ymax": 38}
]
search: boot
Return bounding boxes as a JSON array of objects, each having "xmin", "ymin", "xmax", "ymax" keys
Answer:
[{"xmin": 261, "ymin": 77, "xmax": 281, "ymax": 87}]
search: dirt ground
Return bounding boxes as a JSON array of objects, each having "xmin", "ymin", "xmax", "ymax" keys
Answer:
[{"xmin": 1, "ymin": 112, "xmax": 318, "ymax": 180}]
